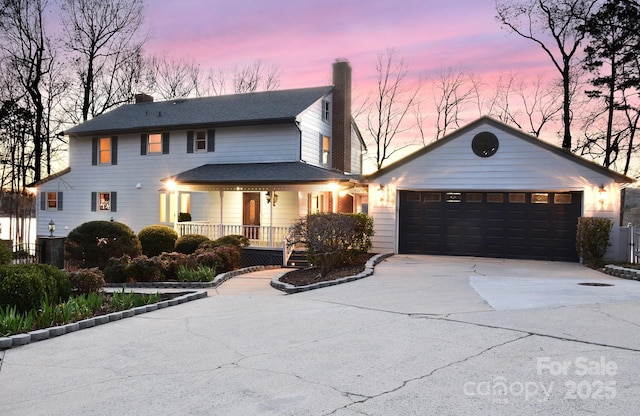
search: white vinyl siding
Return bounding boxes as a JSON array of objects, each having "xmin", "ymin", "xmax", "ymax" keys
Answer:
[
  {"xmin": 299, "ymin": 94, "xmax": 332, "ymax": 167},
  {"xmin": 369, "ymin": 121, "xmax": 624, "ymax": 255}
]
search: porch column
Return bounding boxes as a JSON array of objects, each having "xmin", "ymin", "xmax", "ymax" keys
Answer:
[
  {"xmin": 219, "ymin": 190, "xmax": 224, "ymax": 240},
  {"xmin": 269, "ymin": 190, "xmax": 274, "ymax": 247}
]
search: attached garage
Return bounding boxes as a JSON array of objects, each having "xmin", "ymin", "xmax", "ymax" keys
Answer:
[
  {"xmin": 398, "ymin": 190, "xmax": 582, "ymax": 261},
  {"xmin": 368, "ymin": 117, "xmax": 634, "ymax": 262}
]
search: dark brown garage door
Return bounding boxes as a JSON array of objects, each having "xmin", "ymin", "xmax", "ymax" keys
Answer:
[{"xmin": 398, "ymin": 191, "xmax": 582, "ymax": 262}]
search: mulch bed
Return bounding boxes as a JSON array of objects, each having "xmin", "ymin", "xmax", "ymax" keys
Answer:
[{"xmin": 279, "ymin": 253, "xmax": 375, "ymax": 286}]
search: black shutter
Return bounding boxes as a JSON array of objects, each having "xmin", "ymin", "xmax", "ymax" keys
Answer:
[
  {"xmin": 141, "ymin": 134, "xmax": 148, "ymax": 155},
  {"xmin": 207, "ymin": 129, "xmax": 215, "ymax": 152},
  {"xmin": 187, "ymin": 131, "xmax": 194, "ymax": 153},
  {"xmin": 40, "ymin": 192, "xmax": 46, "ymax": 210},
  {"xmin": 92, "ymin": 137, "xmax": 98, "ymax": 165},
  {"xmin": 111, "ymin": 192, "xmax": 117, "ymax": 212},
  {"xmin": 91, "ymin": 192, "xmax": 97, "ymax": 212},
  {"xmin": 162, "ymin": 132, "xmax": 170, "ymax": 154},
  {"xmin": 58, "ymin": 192, "xmax": 63, "ymax": 211},
  {"xmin": 111, "ymin": 136, "xmax": 118, "ymax": 165}
]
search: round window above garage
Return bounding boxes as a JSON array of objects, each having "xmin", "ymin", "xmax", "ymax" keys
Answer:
[{"xmin": 472, "ymin": 132, "xmax": 499, "ymax": 157}]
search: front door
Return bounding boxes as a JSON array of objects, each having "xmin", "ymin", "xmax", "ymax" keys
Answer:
[{"xmin": 243, "ymin": 192, "xmax": 260, "ymax": 239}]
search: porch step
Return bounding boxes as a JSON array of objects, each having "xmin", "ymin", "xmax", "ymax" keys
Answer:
[{"xmin": 286, "ymin": 250, "xmax": 310, "ymax": 268}]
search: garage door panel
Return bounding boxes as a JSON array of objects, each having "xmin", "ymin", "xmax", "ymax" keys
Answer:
[{"xmin": 399, "ymin": 191, "xmax": 581, "ymax": 261}]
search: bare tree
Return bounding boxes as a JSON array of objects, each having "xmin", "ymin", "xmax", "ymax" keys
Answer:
[
  {"xmin": 60, "ymin": 0, "xmax": 147, "ymax": 121},
  {"xmin": 0, "ymin": 0, "xmax": 57, "ymax": 183},
  {"xmin": 364, "ymin": 48, "xmax": 421, "ymax": 170},
  {"xmin": 431, "ymin": 66, "xmax": 479, "ymax": 140},
  {"xmin": 206, "ymin": 59, "xmax": 282, "ymax": 95},
  {"xmin": 496, "ymin": 0, "xmax": 599, "ymax": 150},
  {"xmin": 142, "ymin": 55, "xmax": 203, "ymax": 100}
]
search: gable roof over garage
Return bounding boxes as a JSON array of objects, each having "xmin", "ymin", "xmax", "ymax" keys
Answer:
[{"xmin": 368, "ymin": 116, "xmax": 634, "ymax": 186}]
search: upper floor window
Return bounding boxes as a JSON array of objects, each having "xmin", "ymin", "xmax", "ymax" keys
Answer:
[
  {"xmin": 141, "ymin": 132, "xmax": 169, "ymax": 155},
  {"xmin": 99, "ymin": 137, "xmax": 111, "ymax": 164},
  {"xmin": 321, "ymin": 134, "xmax": 331, "ymax": 166},
  {"xmin": 196, "ymin": 131, "xmax": 207, "ymax": 151},
  {"xmin": 187, "ymin": 129, "xmax": 215, "ymax": 153},
  {"xmin": 92, "ymin": 136, "xmax": 117, "ymax": 165},
  {"xmin": 322, "ymin": 99, "xmax": 330, "ymax": 122},
  {"xmin": 148, "ymin": 133, "xmax": 162, "ymax": 154}
]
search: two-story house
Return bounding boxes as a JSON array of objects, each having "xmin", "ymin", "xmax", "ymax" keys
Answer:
[{"xmin": 35, "ymin": 60, "xmax": 368, "ymax": 253}]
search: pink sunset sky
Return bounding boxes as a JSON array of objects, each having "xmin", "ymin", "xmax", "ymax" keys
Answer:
[{"xmin": 145, "ymin": 0, "xmax": 554, "ymax": 90}]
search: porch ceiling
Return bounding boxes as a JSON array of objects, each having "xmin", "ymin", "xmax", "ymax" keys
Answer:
[{"xmin": 166, "ymin": 162, "xmax": 361, "ymax": 185}]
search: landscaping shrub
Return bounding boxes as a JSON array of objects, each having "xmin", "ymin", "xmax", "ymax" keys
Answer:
[
  {"xmin": 138, "ymin": 225, "xmax": 178, "ymax": 257},
  {"xmin": 0, "ymin": 243, "xmax": 13, "ymax": 266},
  {"xmin": 212, "ymin": 234, "xmax": 250, "ymax": 248},
  {"xmin": 175, "ymin": 234, "xmax": 209, "ymax": 254},
  {"xmin": 103, "ymin": 255, "xmax": 131, "ymax": 284},
  {"xmin": 156, "ymin": 252, "xmax": 191, "ymax": 280},
  {"xmin": 576, "ymin": 217, "xmax": 613, "ymax": 266},
  {"xmin": 0, "ymin": 264, "xmax": 71, "ymax": 313},
  {"xmin": 125, "ymin": 255, "xmax": 163, "ymax": 283},
  {"xmin": 65, "ymin": 221, "xmax": 142, "ymax": 269},
  {"xmin": 69, "ymin": 268, "xmax": 105, "ymax": 295},
  {"xmin": 177, "ymin": 265, "xmax": 216, "ymax": 282},
  {"xmin": 288, "ymin": 213, "xmax": 375, "ymax": 275}
]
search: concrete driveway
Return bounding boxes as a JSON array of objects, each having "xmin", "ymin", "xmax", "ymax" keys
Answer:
[{"xmin": 1, "ymin": 255, "xmax": 640, "ymax": 415}]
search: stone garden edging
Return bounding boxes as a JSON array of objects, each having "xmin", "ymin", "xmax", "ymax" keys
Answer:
[
  {"xmin": 270, "ymin": 253, "xmax": 394, "ymax": 294},
  {"xmin": 104, "ymin": 265, "xmax": 281, "ymax": 289},
  {"xmin": 602, "ymin": 264, "xmax": 640, "ymax": 281},
  {"xmin": 0, "ymin": 290, "xmax": 208, "ymax": 350}
]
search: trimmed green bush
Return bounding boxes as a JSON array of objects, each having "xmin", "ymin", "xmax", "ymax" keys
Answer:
[
  {"xmin": 65, "ymin": 221, "xmax": 142, "ymax": 269},
  {"xmin": 138, "ymin": 225, "xmax": 178, "ymax": 257},
  {"xmin": 157, "ymin": 252, "xmax": 191, "ymax": 280},
  {"xmin": 175, "ymin": 234, "xmax": 209, "ymax": 254},
  {"xmin": 103, "ymin": 255, "xmax": 131, "ymax": 284},
  {"xmin": 0, "ymin": 243, "xmax": 13, "ymax": 266},
  {"xmin": 576, "ymin": 217, "xmax": 613, "ymax": 266},
  {"xmin": 125, "ymin": 255, "xmax": 163, "ymax": 283},
  {"xmin": 69, "ymin": 268, "xmax": 105, "ymax": 295},
  {"xmin": 0, "ymin": 264, "xmax": 71, "ymax": 313},
  {"xmin": 212, "ymin": 234, "xmax": 250, "ymax": 249}
]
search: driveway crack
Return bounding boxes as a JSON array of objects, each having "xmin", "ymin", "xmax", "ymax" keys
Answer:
[{"xmin": 322, "ymin": 333, "xmax": 531, "ymax": 415}]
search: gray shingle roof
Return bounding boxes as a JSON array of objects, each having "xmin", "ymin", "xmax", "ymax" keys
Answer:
[
  {"xmin": 169, "ymin": 162, "xmax": 358, "ymax": 184},
  {"xmin": 66, "ymin": 86, "xmax": 334, "ymax": 136}
]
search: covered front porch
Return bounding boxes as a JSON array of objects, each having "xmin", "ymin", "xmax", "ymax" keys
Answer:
[{"xmin": 162, "ymin": 162, "xmax": 368, "ymax": 249}]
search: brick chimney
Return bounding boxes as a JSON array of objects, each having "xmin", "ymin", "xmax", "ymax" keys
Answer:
[
  {"xmin": 135, "ymin": 93, "xmax": 154, "ymax": 103},
  {"xmin": 331, "ymin": 60, "xmax": 352, "ymax": 173}
]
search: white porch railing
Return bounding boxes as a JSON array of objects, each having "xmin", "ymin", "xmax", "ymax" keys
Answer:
[{"xmin": 176, "ymin": 221, "xmax": 289, "ymax": 248}]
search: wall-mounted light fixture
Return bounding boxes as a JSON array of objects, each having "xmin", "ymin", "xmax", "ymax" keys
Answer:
[
  {"xmin": 598, "ymin": 185, "xmax": 608, "ymax": 207},
  {"xmin": 48, "ymin": 219, "xmax": 56, "ymax": 237},
  {"xmin": 378, "ymin": 184, "xmax": 386, "ymax": 202},
  {"xmin": 266, "ymin": 191, "xmax": 279, "ymax": 206}
]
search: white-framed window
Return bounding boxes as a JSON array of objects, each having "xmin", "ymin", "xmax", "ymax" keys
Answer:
[
  {"xmin": 91, "ymin": 191, "xmax": 117, "ymax": 212},
  {"xmin": 321, "ymin": 134, "xmax": 331, "ymax": 166},
  {"xmin": 195, "ymin": 131, "xmax": 207, "ymax": 151},
  {"xmin": 99, "ymin": 137, "xmax": 111, "ymax": 164},
  {"xmin": 322, "ymin": 99, "xmax": 330, "ymax": 122},
  {"xmin": 187, "ymin": 129, "xmax": 214, "ymax": 153},
  {"xmin": 159, "ymin": 192, "xmax": 190, "ymax": 223},
  {"xmin": 40, "ymin": 191, "xmax": 63, "ymax": 211},
  {"xmin": 141, "ymin": 132, "xmax": 169, "ymax": 155},
  {"xmin": 148, "ymin": 133, "xmax": 162, "ymax": 154},
  {"xmin": 92, "ymin": 136, "xmax": 117, "ymax": 165}
]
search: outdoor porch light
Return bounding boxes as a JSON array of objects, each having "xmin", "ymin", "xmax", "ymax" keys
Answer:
[
  {"xmin": 378, "ymin": 184, "xmax": 386, "ymax": 202},
  {"xmin": 598, "ymin": 185, "xmax": 608, "ymax": 206},
  {"xmin": 48, "ymin": 219, "xmax": 55, "ymax": 237},
  {"xmin": 265, "ymin": 191, "xmax": 279, "ymax": 206}
]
